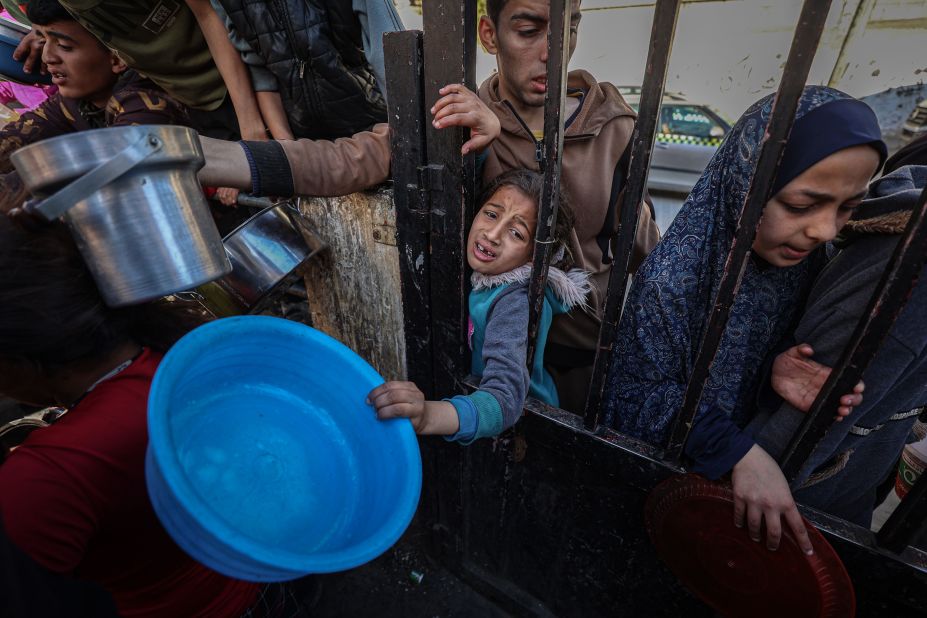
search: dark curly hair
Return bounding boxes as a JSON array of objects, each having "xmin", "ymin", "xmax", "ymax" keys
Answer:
[
  {"xmin": 478, "ymin": 168, "xmax": 576, "ymax": 270},
  {"xmin": 0, "ymin": 216, "xmax": 210, "ymax": 373},
  {"xmin": 25, "ymin": 0, "xmax": 75, "ymax": 26}
]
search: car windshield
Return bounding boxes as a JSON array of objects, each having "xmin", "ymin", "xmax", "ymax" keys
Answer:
[
  {"xmin": 625, "ymin": 96, "xmax": 729, "ymax": 143},
  {"xmin": 661, "ymin": 106, "xmax": 726, "ymax": 139}
]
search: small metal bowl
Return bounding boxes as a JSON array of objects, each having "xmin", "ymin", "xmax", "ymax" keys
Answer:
[{"xmin": 191, "ymin": 199, "xmax": 325, "ymax": 317}]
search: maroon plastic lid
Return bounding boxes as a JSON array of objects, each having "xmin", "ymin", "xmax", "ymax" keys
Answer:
[{"xmin": 645, "ymin": 474, "xmax": 855, "ymax": 618}]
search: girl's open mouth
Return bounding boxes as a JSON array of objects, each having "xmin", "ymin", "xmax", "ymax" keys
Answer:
[{"xmin": 473, "ymin": 241, "xmax": 497, "ymax": 262}]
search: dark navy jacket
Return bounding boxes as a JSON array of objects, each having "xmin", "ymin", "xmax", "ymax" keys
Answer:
[{"xmin": 220, "ymin": 0, "xmax": 387, "ymax": 139}]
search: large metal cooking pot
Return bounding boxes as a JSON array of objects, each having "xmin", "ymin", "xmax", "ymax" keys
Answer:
[
  {"xmin": 193, "ymin": 199, "xmax": 324, "ymax": 317},
  {"xmin": 11, "ymin": 125, "xmax": 231, "ymax": 307}
]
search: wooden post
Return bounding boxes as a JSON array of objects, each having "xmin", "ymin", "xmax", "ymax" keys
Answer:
[{"xmin": 297, "ymin": 192, "xmax": 405, "ymax": 379}]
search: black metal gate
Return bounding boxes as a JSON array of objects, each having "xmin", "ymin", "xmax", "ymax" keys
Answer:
[{"xmin": 383, "ymin": 1, "xmax": 927, "ymax": 615}]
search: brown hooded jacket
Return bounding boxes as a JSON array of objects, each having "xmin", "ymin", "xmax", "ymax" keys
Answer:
[{"xmin": 478, "ymin": 70, "xmax": 660, "ymax": 357}]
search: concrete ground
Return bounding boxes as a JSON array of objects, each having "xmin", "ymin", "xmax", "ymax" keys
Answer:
[{"xmin": 310, "ymin": 519, "xmax": 509, "ymax": 617}]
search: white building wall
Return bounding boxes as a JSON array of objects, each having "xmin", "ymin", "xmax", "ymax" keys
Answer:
[{"xmin": 397, "ymin": 0, "xmax": 925, "ymax": 121}]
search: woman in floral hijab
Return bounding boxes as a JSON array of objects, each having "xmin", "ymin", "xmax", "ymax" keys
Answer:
[{"xmin": 604, "ymin": 86, "xmax": 885, "ymax": 550}]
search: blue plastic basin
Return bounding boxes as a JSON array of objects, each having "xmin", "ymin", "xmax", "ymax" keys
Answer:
[{"xmin": 145, "ymin": 316, "xmax": 422, "ymax": 581}]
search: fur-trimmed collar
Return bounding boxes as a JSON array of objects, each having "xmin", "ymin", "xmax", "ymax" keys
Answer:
[
  {"xmin": 471, "ymin": 263, "xmax": 592, "ymax": 311},
  {"xmin": 841, "ymin": 166, "xmax": 925, "ymax": 241},
  {"xmin": 843, "ymin": 210, "xmax": 911, "ymax": 235}
]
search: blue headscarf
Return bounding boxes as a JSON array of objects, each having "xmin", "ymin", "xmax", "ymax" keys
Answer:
[{"xmin": 602, "ymin": 86, "xmax": 886, "ymax": 452}]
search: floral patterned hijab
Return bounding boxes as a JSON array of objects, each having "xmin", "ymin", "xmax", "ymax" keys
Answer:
[{"xmin": 603, "ymin": 86, "xmax": 886, "ymax": 446}]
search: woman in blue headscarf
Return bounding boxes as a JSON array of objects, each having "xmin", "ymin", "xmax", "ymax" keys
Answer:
[{"xmin": 603, "ymin": 86, "xmax": 886, "ymax": 551}]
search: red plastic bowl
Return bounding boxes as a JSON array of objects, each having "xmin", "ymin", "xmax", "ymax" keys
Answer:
[{"xmin": 645, "ymin": 474, "xmax": 855, "ymax": 618}]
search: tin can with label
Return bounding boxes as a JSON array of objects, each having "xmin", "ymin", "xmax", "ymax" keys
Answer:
[{"xmin": 895, "ymin": 444, "xmax": 927, "ymax": 498}]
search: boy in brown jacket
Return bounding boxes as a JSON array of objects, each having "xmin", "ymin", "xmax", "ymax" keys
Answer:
[
  {"xmin": 199, "ymin": 0, "xmax": 659, "ymax": 412},
  {"xmin": 474, "ymin": 0, "xmax": 659, "ymax": 410}
]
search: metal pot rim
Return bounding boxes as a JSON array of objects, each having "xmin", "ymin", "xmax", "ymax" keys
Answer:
[{"xmin": 222, "ymin": 200, "xmax": 299, "ymax": 242}]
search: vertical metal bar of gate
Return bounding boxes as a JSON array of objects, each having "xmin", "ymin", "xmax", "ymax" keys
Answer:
[
  {"xmin": 582, "ymin": 0, "xmax": 681, "ymax": 430},
  {"xmin": 664, "ymin": 0, "xmax": 834, "ymax": 461},
  {"xmin": 384, "ymin": 30, "xmax": 433, "ymax": 396},
  {"xmin": 422, "ymin": 1, "xmax": 478, "ymax": 396},
  {"xmin": 525, "ymin": 0, "xmax": 570, "ymax": 368},
  {"xmin": 779, "ymin": 184, "xmax": 927, "ymax": 481}
]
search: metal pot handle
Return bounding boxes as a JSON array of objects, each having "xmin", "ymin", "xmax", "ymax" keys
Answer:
[
  {"xmin": 234, "ymin": 194, "xmax": 276, "ymax": 209},
  {"xmin": 27, "ymin": 131, "xmax": 165, "ymax": 221}
]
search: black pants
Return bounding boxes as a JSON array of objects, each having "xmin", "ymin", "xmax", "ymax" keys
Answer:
[{"xmin": 188, "ymin": 94, "xmax": 241, "ymax": 141}]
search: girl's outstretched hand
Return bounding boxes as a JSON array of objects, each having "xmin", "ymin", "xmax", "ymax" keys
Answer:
[
  {"xmin": 367, "ymin": 381, "xmax": 459, "ymax": 435},
  {"xmin": 771, "ymin": 344, "xmax": 864, "ymax": 420},
  {"xmin": 367, "ymin": 381, "xmax": 426, "ymax": 430}
]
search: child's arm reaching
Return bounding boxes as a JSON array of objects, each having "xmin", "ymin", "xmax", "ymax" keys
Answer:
[
  {"xmin": 256, "ymin": 91, "xmax": 294, "ymax": 140},
  {"xmin": 368, "ymin": 285, "xmax": 533, "ymax": 443},
  {"xmin": 185, "ymin": 0, "xmax": 266, "ymax": 140},
  {"xmin": 367, "ymin": 382, "xmax": 460, "ymax": 435},
  {"xmin": 198, "ymin": 82, "xmax": 494, "ymax": 196}
]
